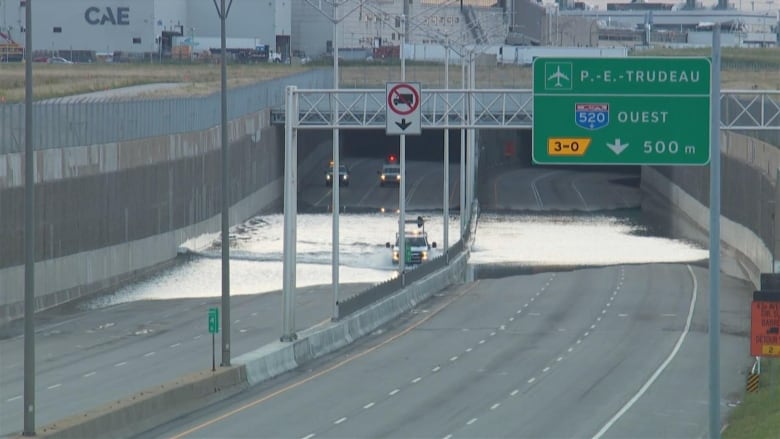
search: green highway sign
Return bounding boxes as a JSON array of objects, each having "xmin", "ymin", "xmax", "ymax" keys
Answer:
[
  {"xmin": 532, "ymin": 57, "xmax": 711, "ymax": 165},
  {"xmin": 208, "ymin": 307, "xmax": 219, "ymax": 334}
]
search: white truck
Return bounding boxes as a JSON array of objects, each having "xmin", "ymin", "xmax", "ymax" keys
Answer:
[{"xmin": 385, "ymin": 216, "xmax": 436, "ymax": 265}]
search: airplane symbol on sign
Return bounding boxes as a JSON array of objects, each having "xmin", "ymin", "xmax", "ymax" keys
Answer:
[{"xmin": 547, "ymin": 66, "xmax": 570, "ymax": 88}]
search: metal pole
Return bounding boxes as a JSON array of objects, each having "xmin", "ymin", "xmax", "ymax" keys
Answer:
[
  {"xmin": 218, "ymin": 0, "xmax": 231, "ymax": 367},
  {"xmin": 443, "ymin": 42, "xmax": 450, "ymax": 260},
  {"xmin": 23, "ymin": 0, "xmax": 35, "ymax": 434},
  {"xmin": 460, "ymin": 56, "xmax": 466, "ymax": 237},
  {"xmin": 282, "ymin": 86, "xmax": 298, "ymax": 341},
  {"xmin": 466, "ymin": 54, "xmax": 475, "ymax": 224},
  {"xmin": 398, "ymin": 5, "xmax": 407, "ymax": 275},
  {"xmin": 708, "ymin": 25, "xmax": 722, "ymax": 439},
  {"xmin": 331, "ymin": 2, "xmax": 340, "ymax": 321}
]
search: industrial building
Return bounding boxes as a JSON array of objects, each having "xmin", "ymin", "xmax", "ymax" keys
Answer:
[{"xmin": 0, "ymin": 0, "xmax": 777, "ymax": 62}]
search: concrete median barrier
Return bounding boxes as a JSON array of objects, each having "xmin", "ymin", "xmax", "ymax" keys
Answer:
[{"xmin": 32, "ymin": 366, "xmax": 247, "ymax": 439}]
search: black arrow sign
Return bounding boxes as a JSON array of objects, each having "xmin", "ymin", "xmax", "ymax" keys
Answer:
[{"xmin": 395, "ymin": 119, "xmax": 412, "ymax": 131}]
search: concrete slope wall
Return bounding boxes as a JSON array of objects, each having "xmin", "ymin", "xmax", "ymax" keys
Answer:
[
  {"xmin": 0, "ymin": 73, "xmax": 332, "ymax": 325},
  {"xmin": 642, "ymin": 132, "xmax": 779, "ymax": 288}
]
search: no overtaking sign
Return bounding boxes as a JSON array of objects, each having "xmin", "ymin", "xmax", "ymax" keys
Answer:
[{"xmin": 386, "ymin": 82, "xmax": 422, "ymax": 136}]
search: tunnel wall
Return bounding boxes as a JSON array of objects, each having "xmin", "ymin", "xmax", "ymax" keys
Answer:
[
  {"xmin": 642, "ymin": 132, "xmax": 779, "ymax": 288},
  {"xmin": 0, "ymin": 72, "xmax": 332, "ymax": 325}
]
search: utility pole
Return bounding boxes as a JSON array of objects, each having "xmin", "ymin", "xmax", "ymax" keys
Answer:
[{"xmin": 23, "ymin": 0, "xmax": 35, "ymax": 434}]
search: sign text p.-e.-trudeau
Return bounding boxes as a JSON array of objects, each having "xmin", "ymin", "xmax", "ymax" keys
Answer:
[
  {"xmin": 532, "ymin": 57, "xmax": 711, "ymax": 165},
  {"xmin": 386, "ymin": 82, "xmax": 422, "ymax": 136}
]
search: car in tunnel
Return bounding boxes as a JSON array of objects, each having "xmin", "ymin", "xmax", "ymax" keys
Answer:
[
  {"xmin": 325, "ymin": 162, "xmax": 350, "ymax": 187},
  {"xmin": 378, "ymin": 164, "xmax": 401, "ymax": 187}
]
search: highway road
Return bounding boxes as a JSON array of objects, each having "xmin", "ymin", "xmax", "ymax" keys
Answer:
[
  {"xmin": 1, "ymin": 158, "xmax": 748, "ymax": 438},
  {"xmin": 144, "ymin": 263, "xmax": 752, "ymax": 439}
]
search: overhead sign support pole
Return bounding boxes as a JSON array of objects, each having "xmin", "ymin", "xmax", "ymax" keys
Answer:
[
  {"xmin": 708, "ymin": 25, "xmax": 722, "ymax": 439},
  {"xmin": 23, "ymin": 0, "xmax": 35, "ymax": 435},
  {"xmin": 281, "ymin": 86, "xmax": 298, "ymax": 342}
]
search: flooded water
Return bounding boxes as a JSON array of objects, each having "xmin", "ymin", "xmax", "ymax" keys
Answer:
[{"xmin": 86, "ymin": 211, "xmax": 708, "ymax": 308}]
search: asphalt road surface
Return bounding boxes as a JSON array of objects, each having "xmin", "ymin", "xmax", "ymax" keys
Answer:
[{"xmin": 145, "ymin": 263, "xmax": 752, "ymax": 439}]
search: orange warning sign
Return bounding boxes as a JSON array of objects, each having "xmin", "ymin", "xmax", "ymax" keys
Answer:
[{"xmin": 751, "ymin": 300, "xmax": 780, "ymax": 357}]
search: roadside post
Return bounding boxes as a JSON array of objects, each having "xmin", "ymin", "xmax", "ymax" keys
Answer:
[{"xmin": 208, "ymin": 308, "xmax": 219, "ymax": 371}]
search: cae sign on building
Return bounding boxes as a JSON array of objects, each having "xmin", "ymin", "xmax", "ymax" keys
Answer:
[{"xmin": 532, "ymin": 57, "xmax": 711, "ymax": 166}]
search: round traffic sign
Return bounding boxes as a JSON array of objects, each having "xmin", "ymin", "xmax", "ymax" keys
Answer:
[{"xmin": 387, "ymin": 83, "xmax": 420, "ymax": 116}]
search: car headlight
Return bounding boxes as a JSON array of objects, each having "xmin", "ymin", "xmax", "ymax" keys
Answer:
[
  {"xmin": 381, "ymin": 175, "xmax": 386, "ymax": 180},
  {"xmin": 392, "ymin": 251, "xmax": 399, "ymax": 260},
  {"xmin": 326, "ymin": 175, "xmax": 332, "ymax": 180},
  {"xmin": 421, "ymin": 251, "xmax": 428, "ymax": 260},
  {"xmin": 395, "ymin": 175, "xmax": 401, "ymax": 180}
]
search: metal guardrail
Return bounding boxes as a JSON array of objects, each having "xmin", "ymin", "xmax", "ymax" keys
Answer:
[{"xmin": 274, "ymin": 88, "xmax": 780, "ymax": 132}]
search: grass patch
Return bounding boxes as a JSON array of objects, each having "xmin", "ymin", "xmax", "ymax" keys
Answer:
[
  {"xmin": 0, "ymin": 48, "xmax": 778, "ymax": 103},
  {"xmin": 724, "ymin": 358, "xmax": 780, "ymax": 439}
]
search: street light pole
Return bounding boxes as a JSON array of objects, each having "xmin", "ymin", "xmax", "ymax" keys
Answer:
[
  {"xmin": 211, "ymin": 0, "xmax": 234, "ymax": 367},
  {"xmin": 23, "ymin": 0, "xmax": 35, "ymax": 435}
]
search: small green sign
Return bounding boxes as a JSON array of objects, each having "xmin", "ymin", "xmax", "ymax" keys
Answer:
[
  {"xmin": 208, "ymin": 308, "xmax": 219, "ymax": 334},
  {"xmin": 533, "ymin": 57, "xmax": 711, "ymax": 166}
]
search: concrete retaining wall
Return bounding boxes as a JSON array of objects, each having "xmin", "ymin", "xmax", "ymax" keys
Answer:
[
  {"xmin": 0, "ymin": 114, "xmax": 331, "ymax": 325},
  {"xmin": 642, "ymin": 131, "xmax": 778, "ymax": 288}
]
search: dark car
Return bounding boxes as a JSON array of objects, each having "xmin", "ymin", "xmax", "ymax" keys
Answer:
[{"xmin": 325, "ymin": 163, "xmax": 350, "ymax": 187}]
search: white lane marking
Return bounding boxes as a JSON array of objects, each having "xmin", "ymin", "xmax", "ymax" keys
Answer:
[
  {"xmin": 193, "ymin": 335, "xmax": 202, "ymax": 340},
  {"xmin": 467, "ymin": 418, "xmax": 478, "ymax": 426},
  {"xmin": 239, "ymin": 329, "xmax": 248, "ymax": 333},
  {"xmin": 301, "ymin": 434, "xmax": 315, "ymax": 439},
  {"xmin": 516, "ymin": 310, "xmax": 522, "ymax": 314},
  {"xmin": 412, "ymin": 377, "xmax": 422, "ymax": 384},
  {"xmin": 530, "ymin": 297, "xmax": 535, "ymax": 302},
  {"xmin": 593, "ymin": 265, "xmax": 698, "ymax": 439},
  {"xmin": 510, "ymin": 389, "xmax": 519, "ymax": 396},
  {"xmin": 606, "ymin": 303, "xmax": 611, "ymax": 307},
  {"xmin": 597, "ymin": 316, "xmax": 603, "ymax": 321},
  {"xmin": 557, "ymin": 357, "xmax": 563, "ymax": 362},
  {"xmin": 443, "ymin": 435, "xmax": 453, "ymax": 439},
  {"xmin": 478, "ymin": 340, "xmax": 486, "ymax": 345},
  {"xmin": 590, "ymin": 324, "xmax": 596, "ymax": 330},
  {"xmin": 450, "ymin": 356, "xmax": 459, "ymax": 361},
  {"xmin": 584, "ymin": 332, "xmax": 590, "ymax": 337},
  {"xmin": 489, "ymin": 332, "xmax": 496, "ymax": 337},
  {"xmin": 618, "ymin": 314, "xmax": 628, "ymax": 318},
  {"xmin": 251, "ymin": 312, "xmax": 258, "ymax": 317},
  {"xmin": 144, "ymin": 352, "xmax": 155, "ymax": 357},
  {"xmin": 7, "ymin": 395, "xmax": 21, "ymax": 402},
  {"xmin": 490, "ymin": 403, "xmax": 501, "ymax": 410},
  {"xmin": 576, "ymin": 339, "xmax": 582, "ymax": 344},
  {"xmin": 527, "ymin": 377, "xmax": 536, "ymax": 384},
  {"xmin": 509, "ymin": 317, "xmax": 515, "ymax": 322},
  {"xmin": 529, "ymin": 312, "xmax": 541, "ymax": 316},
  {"xmin": 524, "ymin": 303, "xmax": 529, "ymax": 308},
  {"xmin": 234, "ymin": 319, "xmax": 240, "ymax": 324},
  {"xmin": 602, "ymin": 309, "xmax": 607, "ymax": 314},
  {"xmin": 571, "ymin": 179, "xmax": 589, "ymax": 208},
  {"xmin": 568, "ymin": 347, "xmax": 573, "ymax": 353},
  {"xmin": 48, "ymin": 384, "xmax": 61, "ymax": 390},
  {"xmin": 432, "ymin": 366, "xmax": 441, "ymax": 372},
  {"xmin": 363, "ymin": 402, "xmax": 375, "ymax": 409},
  {"xmin": 170, "ymin": 343, "xmax": 181, "ymax": 348},
  {"xmin": 465, "ymin": 348, "xmax": 473, "ymax": 353},
  {"xmin": 543, "ymin": 367, "xmax": 551, "ymax": 373},
  {"xmin": 389, "ymin": 389, "xmax": 400, "ymax": 396},
  {"xmin": 83, "ymin": 371, "xmax": 96, "ymax": 377},
  {"xmin": 334, "ymin": 417, "xmax": 347, "ymax": 425},
  {"xmin": 114, "ymin": 362, "xmax": 127, "ymax": 367}
]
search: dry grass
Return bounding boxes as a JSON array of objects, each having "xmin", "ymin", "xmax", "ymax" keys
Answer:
[{"xmin": 0, "ymin": 54, "xmax": 778, "ymax": 103}]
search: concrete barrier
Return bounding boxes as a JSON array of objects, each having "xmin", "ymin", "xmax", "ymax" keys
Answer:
[{"xmin": 33, "ymin": 366, "xmax": 248, "ymax": 439}]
